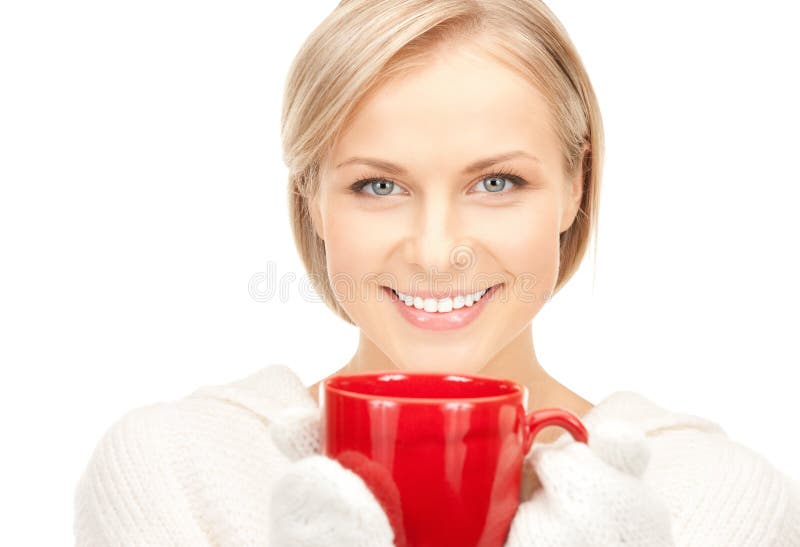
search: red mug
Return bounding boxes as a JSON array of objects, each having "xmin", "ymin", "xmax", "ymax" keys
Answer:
[{"xmin": 321, "ymin": 371, "xmax": 589, "ymax": 547}]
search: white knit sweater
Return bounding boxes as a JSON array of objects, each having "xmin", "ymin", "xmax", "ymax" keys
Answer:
[{"xmin": 73, "ymin": 366, "xmax": 800, "ymax": 546}]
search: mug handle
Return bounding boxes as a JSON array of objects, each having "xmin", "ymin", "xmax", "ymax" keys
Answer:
[{"xmin": 523, "ymin": 408, "xmax": 589, "ymax": 454}]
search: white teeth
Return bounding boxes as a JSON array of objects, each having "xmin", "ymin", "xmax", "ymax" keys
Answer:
[{"xmin": 393, "ymin": 286, "xmax": 493, "ymax": 313}]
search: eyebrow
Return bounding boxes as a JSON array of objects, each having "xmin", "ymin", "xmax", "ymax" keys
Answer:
[{"xmin": 334, "ymin": 150, "xmax": 540, "ymax": 176}]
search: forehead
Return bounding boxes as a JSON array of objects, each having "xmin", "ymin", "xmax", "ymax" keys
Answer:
[{"xmin": 330, "ymin": 42, "xmax": 557, "ymax": 166}]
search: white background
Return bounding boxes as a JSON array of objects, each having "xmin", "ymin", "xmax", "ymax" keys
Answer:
[{"xmin": 1, "ymin": 0, "xmax": 798, "ymax": 543}]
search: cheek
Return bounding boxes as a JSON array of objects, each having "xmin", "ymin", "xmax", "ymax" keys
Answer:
[
  {"xmin": 482, "ymin": 202, "xmax": 561, "ymax": 300},
  {"xmin": 320, "ymin": 205, "xmax": 395, "ymax": 293}
]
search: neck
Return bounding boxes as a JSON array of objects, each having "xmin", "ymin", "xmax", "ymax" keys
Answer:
[{"xmin": 343, "ymin": 324, "xmax": 565, "ymax": 410}]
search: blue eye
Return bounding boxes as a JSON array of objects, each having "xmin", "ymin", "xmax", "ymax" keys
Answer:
[
  {"xmin": 350, "ymin": 178, "xmax": 405, "ymax": 197},
  {"xmin": 348, "ymin": 169, "xmax": 529, "ymax": 198},
  {"xmin": 472, "ymin": 172, "xmax": 527, "ymax": 193}
]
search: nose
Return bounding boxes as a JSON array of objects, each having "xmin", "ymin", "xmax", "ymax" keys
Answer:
[{"xmin": 403, "ymin": 193, "xmax": 469, "ymax": 275}]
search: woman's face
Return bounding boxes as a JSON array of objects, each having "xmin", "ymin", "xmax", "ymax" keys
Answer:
[{"xmin": 311, "ymin": 42, "xmax": 584, "ymax": 374}]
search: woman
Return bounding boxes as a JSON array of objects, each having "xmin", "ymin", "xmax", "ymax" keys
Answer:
[{"xmin": 74, "ymin": 1, "xmax": 799, "ymax": 545}]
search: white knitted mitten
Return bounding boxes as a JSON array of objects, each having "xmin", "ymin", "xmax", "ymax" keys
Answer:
[
  {"xmin": 265, "ymin": 366, "xmax": 395, "ymax": 547},
  {"xmin": 505, "ymin": 420, "xmax": 674, "ymax": 547}
]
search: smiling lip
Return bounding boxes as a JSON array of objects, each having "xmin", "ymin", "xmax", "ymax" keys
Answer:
[{"xmin": 383, "ymin": 283, "xmax": 502, "ymax": 331}]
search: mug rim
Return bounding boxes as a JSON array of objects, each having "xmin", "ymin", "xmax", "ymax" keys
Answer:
[{"xmin": 323, "ymin": 370, "xmax": 527, "ymax": 405}]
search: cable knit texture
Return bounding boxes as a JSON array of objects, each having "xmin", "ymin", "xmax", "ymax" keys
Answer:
[
  {"xmin": 503, "ymin": 421, "xmax": 674, "ymax": 546},
  {"xmin": 74, "ymin": 364, "xmax": 800, "ymax": 546}
]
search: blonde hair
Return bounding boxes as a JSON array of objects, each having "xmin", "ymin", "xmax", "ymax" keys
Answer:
[{"xmin": 282, "ymin": 0, "xmax": 604, "ymax": 325}]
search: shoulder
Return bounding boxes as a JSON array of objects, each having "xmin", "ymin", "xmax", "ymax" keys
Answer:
[
  {"xmin": 74, "ymin": 401, "xmax": 212, "ymax": 545},
  {"xmin": 187, "ymin": 363, "xmax": 318, "ymax": 420},
  {"xmin": 74, "ymin": 364, "xmax": 312, "ymax": 545},
  {"xmin": 591, "ymin": 390, "xmax": 798, "ymax": 545}
]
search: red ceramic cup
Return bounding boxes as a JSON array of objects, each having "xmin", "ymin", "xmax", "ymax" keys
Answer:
[{"xmin": 321, "ymin": 371, "xmax": 589, "ymax": 547}]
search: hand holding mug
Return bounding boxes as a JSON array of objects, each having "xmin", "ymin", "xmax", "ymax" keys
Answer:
[
  {"xmin": 267, "ymin": 396, "xmax": 397, "ymax": 547},
  {"xmin": 265, "ymin": 366, "xmax": 666, "ymax": 547},
  {"xmin": 506, "ymin": 420, "xmax": 675, "ymax": 547},
  {"xmin": 321, "ymin": 371, "xmax": 590, "ymax": 547}
]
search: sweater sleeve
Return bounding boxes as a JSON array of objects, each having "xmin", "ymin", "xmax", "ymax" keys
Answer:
[
  {"xmin": 774, "ymin": 474, "xmax": 800, "ymax": 547},
  {"xmin": 74, "ymin": 374, "xmax": 299, "ymax": 547},
  {"xmin": 73, "ymin": 403, "xmax": 213, "ymax": 546},
  {"xmin": 587, "ymin": 390, "xmax": 800, "ymax": 546},
  {"xmin": 642, "ymin": 425, "xmax": 799, "ymax": 546}
]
